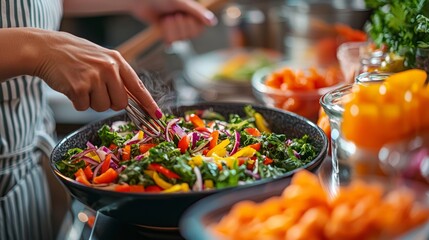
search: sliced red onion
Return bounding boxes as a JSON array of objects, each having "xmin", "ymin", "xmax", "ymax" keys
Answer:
[
  {"xmin": 124, "ymin": 139, "xmax": 140, "ymax": 146},
  {"xmin": 96, "ymin": 149, "xmax": 107, "ymax": 162},
  {"xmin": 193, "ymin": 166, "xmax": 203, "ymax": 191},
  {"xmin": 229, "ymin": 131, "xmax": 241, "ymax": 155},
  {"xmin": 109, "ymin": 161, "xmax": 119, "ymax": 169},
  {"xmin": 135, "ymin": 155, "xmax": 144, "ymax": 161},
  {"xmin": 253, "ymin": 158, "xmax": 259, "ymax": 174},
  {"xmin": 141, "ymin": 136, "xmax": 153, "ymax": 143},
  {"xmin": 191, "ymin": 140, "xmax": 210, "ymax": 153},
  {"xmin": 100, "ymin": 146, "xmax": 112, "ymax": 154},
  {"xmin": 86, "ymin": 141, "xmax": 97, "ymax": 149},
  {"xmin": 171, "ymin": 124, "xmax": 186, "ymax": 138},
  {"xmin": 245, "ymin": 169, "xmax": 261, "ymax": 180},
  {"xmin": 293, "ymin": 150, "xmax": 301, "ymax": 159},
  {"xmin": 115, "ymin": 165, "xmax": 126, "ymax": 174},
  {"xmin": 92, "ymin": 162, "xmax": 103, "ymax": 181},
  {"xmin": 285, "ymin": 139, "xmax": 293, "ymax": 146},
  {"xmin": 124, "ymin": 131, "xmax": 143, "ymax": 145},
  {"xmin": 221, "ymin": 129, "xmax": 231, "ymax": 137},
  {"xmin": 191, "ymin": 132, "xmax": 200, "ymax": 149},
  {"xmin": 80, "ymin": 156, "xmax": 100, "ymax": 166},
  {"xmin": 165, "ymin": 118, "xmax": 181, "ymax": 141},
  {"xmin": 72, "ymin": 148, "xmax": 96, "ymax": 160}
]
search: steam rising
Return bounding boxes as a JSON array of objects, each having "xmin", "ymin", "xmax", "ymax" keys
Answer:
[{"xmin": 138, "ymin": 71, "xmax": 176, "ymax": 114}]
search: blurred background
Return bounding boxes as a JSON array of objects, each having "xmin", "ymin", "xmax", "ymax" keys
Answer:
[
  {"xmin": 49, "ymin": 1, "xmax": 372, "ymax": 238},
  {"xmin": 51, "ymin": 0, "xmax": 371, "ymax": 136}
]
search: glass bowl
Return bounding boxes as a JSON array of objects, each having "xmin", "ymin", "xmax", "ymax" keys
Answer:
[
  {"xmin": 180, "ymin": 170, "xmax": 429, "ymax": 240},
  {"xmin": 252, "ymin": 65, "xmax": 345, "ymax": 123}
]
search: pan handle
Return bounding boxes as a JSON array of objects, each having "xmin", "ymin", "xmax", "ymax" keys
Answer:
[{"xmin": 116, "ymin": 0, "xmax": 230, "ymax": 63}]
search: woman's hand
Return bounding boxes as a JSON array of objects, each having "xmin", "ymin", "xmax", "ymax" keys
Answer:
[
  {"xmin": 28, "ymin": 28, "xmax": 161, "ymax": 118},
  {"xmin": 129, "ymin": 0, "xmax": 217, "ymax": 44}
]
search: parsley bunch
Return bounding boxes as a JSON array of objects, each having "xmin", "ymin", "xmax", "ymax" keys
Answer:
[{"xmin": 365, "ymin": 0, "xmax": 429, "ymax": 67}]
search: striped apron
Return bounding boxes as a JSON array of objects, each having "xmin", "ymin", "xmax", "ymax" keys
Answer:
[{"xmin": 0, "ymin": 0, "xmax": 63, "ymax": 239}]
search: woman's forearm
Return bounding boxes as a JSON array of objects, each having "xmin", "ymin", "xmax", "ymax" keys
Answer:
[
  {"xmin": 0, "ymin": 28, "xmax": 40, "ymax": 81},
  {"xmin": 62, "ymin": 0, "xmax": 134, "ymax": 17}
]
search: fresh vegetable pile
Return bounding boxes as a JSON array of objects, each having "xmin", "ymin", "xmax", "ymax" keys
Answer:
[
  {"xmin": 263, "ymin": 66, "xmax": 343, "ymax": 122},
  {"xmin": 56, "ymin": 106, "xmax": 317, "ymax": 193},
  {"xmin": 212, "ymin": 170, "xmax": 429, "ymax": 240}
]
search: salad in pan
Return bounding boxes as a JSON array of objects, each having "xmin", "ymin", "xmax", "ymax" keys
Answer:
[{"xmin": 56, "ymin": 106, "xmax": 317, "ymax": 193}]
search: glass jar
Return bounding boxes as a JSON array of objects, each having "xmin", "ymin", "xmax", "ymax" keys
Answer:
[
  {"xmin": 416, "ymin": 47, "xmax": 429, "ymax": 74},
  {"xmin": 320, "ymin": 72, "xmax": 392, "ymax": 193}
]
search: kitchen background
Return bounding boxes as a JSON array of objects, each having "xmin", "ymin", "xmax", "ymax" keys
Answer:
[{"xmin": 47, "ymin": 0, "xmax": 371, "ymax": 238}]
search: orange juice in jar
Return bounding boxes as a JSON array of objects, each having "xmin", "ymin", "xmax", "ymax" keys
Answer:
[{"xmin": 320, "ymin": 70, "xmax": 429, "ymax": 189}]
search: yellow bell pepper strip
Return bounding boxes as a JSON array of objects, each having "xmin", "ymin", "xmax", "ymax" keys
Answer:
[
  {"xmin": 254, "ymin": 112, "xmax": 271, "ymax": 133},
  {"xmin": 232, "ymin": 146, "xmax": 257, "ymax": 158},
  {"xmin": 206, "ymin": 139, "xmax": 230, "ymax": 157},
  {"xmin": 93, "ymin": 168, "xmax": 118, "ymax": 184},
  {"xmin": 181, "ymin": 183, "xmax": 190, "ymax": 192},
  {"xmin": 162, "ymin": 183, "xmax": 191, "ymax": 193},
  {"xmin": 152, "ymin": 171, "xmax": 173, "ymax": 189},
  {"xmin": 162, "ymin": 184, "xmax": 182, "ymax": 193},
  {"xmin": 85, "ymin": 151, "xmax": 100, "ymax": 162},
  {"xmin": 204, "ymin": 180, "xmax": 214, "ymax": 189},
  {"xmin": 189, "ymin": 155, "xmax": 204, "ymax": 167}
]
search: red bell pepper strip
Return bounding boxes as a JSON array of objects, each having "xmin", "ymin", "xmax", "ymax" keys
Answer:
[
  {"xmin": 101, "ymin": 154, "xmax": 111, "ymax": 173},
  {"xmin": 83, "ymin": 165, "xmax": 93, "ymax": 179},
  {"xmin": 108, "ymin": 143, "xmax": 117, "ymax": 151},
  {"xmin": 93, "ymin": 168, "xmax": 118, "ymax": 184},
  {"xmin": 263, "ymin": 157, "xmax": 274, "ymax": 165},
  {"xmin": 178, "ymin": 135, "xmax": 190, "ymax": 154},
  {"xmin": 148, "ymin": 163, "xmax": 181, "ymax": 179},
  {"xmin": 209, "ymin": 130, "xmax": 219, "ymax": 150},
  {"xmin": 189, "ymin": 113, "xmax": 205, "ymax": 128},
  {"xmin": 248, "ymin": 142, "xmax": 261, "ymax": 151},
  {"xmin": 75, "ymin": 168, "xmax": 91, "ymax": 186},
  {"xmin": 115, "ymin": 184, "xmax": 131, "ymax": 192},
  {"xmin": 244, "ymin": 127, "xmax": 261, "ymax": 137},
  {"xmin": 139, "ymin": 143, "xmax": 157, "ymax": 154},
  {"xmin": 145, "ymin": 185, "xmax": 163, "ymax": 192},
  {"xmin": 122, "ymin": 145, "xmax": 131, "ymax": 161},
  {"xmin": 130, "ymin": 185, "xmax": 145, "ymax": 192}
]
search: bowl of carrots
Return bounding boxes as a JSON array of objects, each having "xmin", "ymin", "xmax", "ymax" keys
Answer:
[
  {"xmin": 252, "ymin": 64, "xmax": 345, "ymax": 122},
  {"xmin": 180, "ymin": 169, "xmax": 429, "ymax": 240}
]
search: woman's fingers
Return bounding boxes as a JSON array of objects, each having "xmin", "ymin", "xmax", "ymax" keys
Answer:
[
  {"xmin": 170, "ymin": 0, "xmax": 217, "ymax": 26},
  {"xmin": 161, "ymin": 13, "xmax": 204, "ymax": 44},
  {"xmin": 102, "ymin": 57, "xmax": 128, "ymax": 111},
  {"xmin": 118, "ymin": 57, "xmax": 161, "ymax": 119}
]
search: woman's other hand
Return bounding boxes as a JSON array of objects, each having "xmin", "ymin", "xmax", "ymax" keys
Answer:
[{"xmin": 129, "ymin": 0, "xmax": 218, "ymax": 44}]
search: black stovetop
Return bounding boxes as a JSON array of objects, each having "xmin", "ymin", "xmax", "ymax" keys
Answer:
[{"xmin": 63, "ymin": 200, "xmax": 185, "ymax": 240}]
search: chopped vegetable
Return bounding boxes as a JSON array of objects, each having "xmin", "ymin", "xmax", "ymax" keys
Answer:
[{"xmin": 57, "ymin": 106, "xmax": 318, "ymax": 193}]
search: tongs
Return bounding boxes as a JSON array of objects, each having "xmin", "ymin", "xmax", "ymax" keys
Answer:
[{"xmin": 124, "ymin": 88, "xmax": 166, "ymax": 138}]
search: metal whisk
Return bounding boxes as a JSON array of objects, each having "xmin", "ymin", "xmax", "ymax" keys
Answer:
[{"xmin": 124, "ymin": 89, "xmax": 166, "ymax": 138}]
